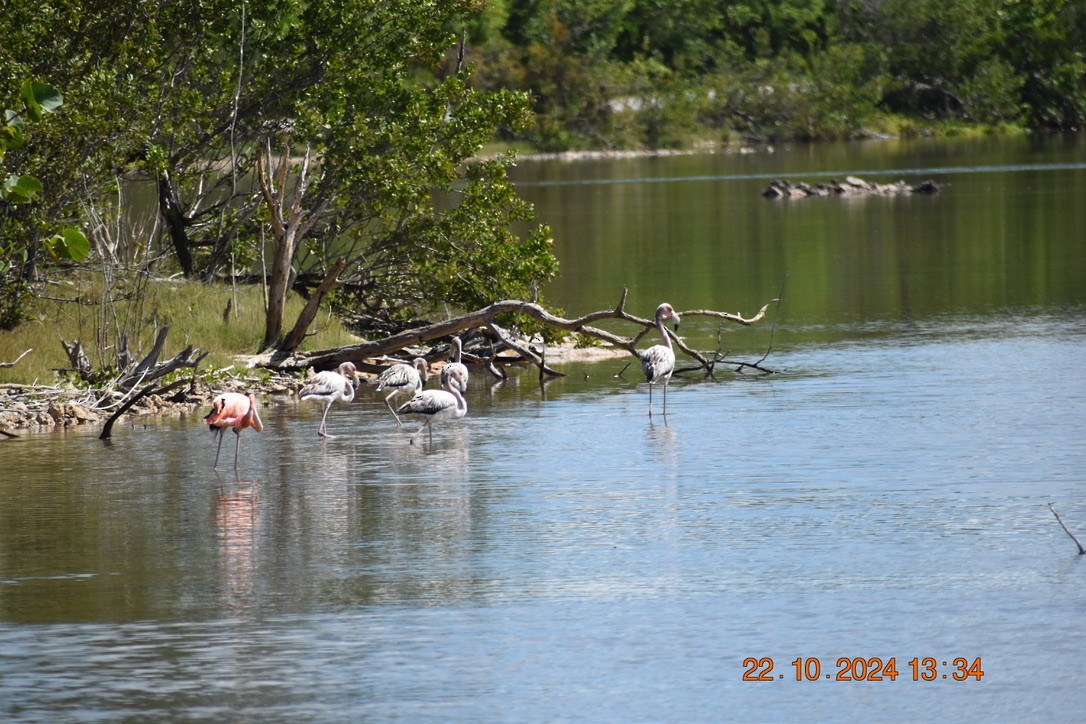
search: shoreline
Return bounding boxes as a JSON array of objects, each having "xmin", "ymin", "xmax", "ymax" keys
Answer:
[{"xmin": 0, "ymin": 343, "xmax": 630, "ymax": 436}]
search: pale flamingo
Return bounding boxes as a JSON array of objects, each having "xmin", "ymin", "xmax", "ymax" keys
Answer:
[
  {"xmin": 397, "ymin": 365, "xmax": 467, "ymax": 445},
  {"xmin": 299, "ymin": 361, "xmax": 359, "ymax": 438},
  {"xmin": 375, "ymin": 357, "xmax": 428, "ymax": 427},
  {"xmin": 440, "ymin": 336, "xmax": 469, "ymax": 394},
  {"xmin": 639, "ymin": 302, "xmax": 681, "ymax": 417},
  {"xmin": 204, "ymin": 392, "xmax": 264, "ymax": 470}
]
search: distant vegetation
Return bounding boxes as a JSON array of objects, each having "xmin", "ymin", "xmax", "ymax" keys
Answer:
[
  {"xmin": 1, "ymin": 0, "xmax": 1083, "ymax": 384},
  {"xmin": 465, "ymin": 0, "xmax": 1085, "ymax": 150}
]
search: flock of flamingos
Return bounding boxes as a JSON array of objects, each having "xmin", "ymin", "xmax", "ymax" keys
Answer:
[{"xmin": 203, "ymin": 303, "xmax": 682, "ymax": 469}]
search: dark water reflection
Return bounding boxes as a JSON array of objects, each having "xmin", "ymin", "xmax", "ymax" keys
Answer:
[
  {"xmin": 4, "ymin": 137, "xmax": 1086, "ymax": 720},
  {"xmin": 516, "ymin": 134, "xmax": 1086, "ymax": 355}
]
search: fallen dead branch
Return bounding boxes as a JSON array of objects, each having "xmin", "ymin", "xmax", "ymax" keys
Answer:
[
  {"xmin": 255, "ymin": 288, "xmax": 781, "ymax": 379},
  {"xmin": 0, "ymin": 349, "xmax": 32, "ymax": 368},
  {"xmin": 115, "ymin": 326, "xmax": 208, "ymax": 390},
  {"xmin": 99, "ymin": 378, "xmax": 191, "ymax": 440}
]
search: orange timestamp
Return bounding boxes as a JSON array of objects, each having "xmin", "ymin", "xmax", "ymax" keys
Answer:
[{"xmin": 742, "ymin": 656, "xmax": 984, "ymax": 682}]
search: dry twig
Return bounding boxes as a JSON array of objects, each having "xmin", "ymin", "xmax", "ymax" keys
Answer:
[{"xmin": 1047, "ymin": 503, "xmax": 1086, "ymax": 555}]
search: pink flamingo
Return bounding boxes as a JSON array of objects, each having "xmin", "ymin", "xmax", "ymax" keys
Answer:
[
  {"xmin": 299, "ymin": 361, "xmax": 359, "ymax": 438},
  {"xmin": 397, "ymin": 365, "xmax": 467, "ymax": 445},
  {"xmin": 639, "ymin": 302, "xmax": 681, "ymax": 417},
  {"xmin": 204, "ymin": 392, "xmax": 264, "ymax": 470},
  {"xmin": 375, "ymin": 357, "xmax": 428, "ymax": 427}
]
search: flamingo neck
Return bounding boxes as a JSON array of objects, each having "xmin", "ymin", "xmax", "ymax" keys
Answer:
[
  {"xmin": 445, "ymin": 381, "xmax": 466, "ymax": 411},
  {"xmin": 656, "ymin": 316, "xmax": 672, "ymax": 349}
]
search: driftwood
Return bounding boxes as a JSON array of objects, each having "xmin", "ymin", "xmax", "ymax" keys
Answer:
[
  {"xmin": 0, "ymin": 349, "xmax": 32, "ymax": 368},
  {"xmin": 57, "ymin": 327, "xmax": 205, "ymax": 390},
  {"xmin": 277, "ymin": 256, "xmax": 348, "ymax": 354},
  {"xmin": 61, "ymin": 339, "xmax": 93, "ymax": 375},
  {"xmin": 98, "ymin": 378, "xmax": 191, "ymax": 440},
  {"xmin": 255, "ymin": 288, "xmax": 780, "ymax": 378},
  {"xmin": 115, "ymin": 326, "xmax": 208, "ymax": 390}
]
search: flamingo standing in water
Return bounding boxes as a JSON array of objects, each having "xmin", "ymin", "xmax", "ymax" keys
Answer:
[
  {"xmin": 440, "ymin": 336, "xmax": 469, "ymax": 394},
  {"xmin": 299, "ymin": 361, "xmax": 360, "ymax": 438},
  {"xmin": 398, "ymin": 365, "xmax": 467, "ymax": 445},
  {"xmin": 205, "ymin": 392, "xmax": 263, "ymax": 470},
  {"xmin": 639, "ymin": 302, "xmax": 681, "ymax": 417},
  {"xmin": 375, "ymin": 357, "xmax": 428, "ymax": 427}
]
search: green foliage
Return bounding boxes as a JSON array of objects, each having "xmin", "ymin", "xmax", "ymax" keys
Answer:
[
  {"xmin": 995, "ymin": 0, "xmax": 1086, "ymax": 129},
  {"xmin": 0, "ymin": 0, "xmax": 559, "ymax": 343},
  {"xmin": 1, "ymin": 81, "xmax": 64, "ymax": 203},
  {"xmin": 605, "ymin": 57, "xmax": 702, "ymax": 149},
  {"xmin": 20, "ymin": 81, "xmax": 63, "ymax": 122},
  {"xmin": 1, "ymin": 78, "xmax": 88, "ymax": 328},
  {"xmin": 43, "ymin": 227, "xmax": 90, "ymax": 263},
  {"xmin": 0, "ymin": 276, "xmax": 31, "ymax": 330},
  {"xmin": 472, "ymin": 0, "xmax": 1083, "ymax": 148},
  {"xmin": 0, "ymin": 0, "xmax": 1081, "ymax": 343},
  {"xmin": 2, "ymin": 173, "xmax": 41, "ymax": 205}
]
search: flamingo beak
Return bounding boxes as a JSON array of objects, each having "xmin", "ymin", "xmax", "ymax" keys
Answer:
[{"xmin": 672, "ymin": 312, "xmax": 681, "ymax": 331}]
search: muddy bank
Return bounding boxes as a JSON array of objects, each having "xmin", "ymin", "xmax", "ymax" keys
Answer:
[{"xmin": 0, "ymin": 376, "xmax": 302, "ymax": 435}]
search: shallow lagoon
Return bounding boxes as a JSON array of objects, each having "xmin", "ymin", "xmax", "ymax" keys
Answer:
[{"xmin": 3, "ymin": 136, "xmax": 1086, "ymax": 720}]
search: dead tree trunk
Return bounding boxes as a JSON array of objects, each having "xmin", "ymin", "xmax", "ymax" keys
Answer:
[
  {"xmin": 254, "ymin": 288, "xmax": 779, "ymax": 376},
  {"xmin": 159, "ymin": 174, "xmax": 195, "ymax": 278},
  {"xmin": 277, "ymin": 257, "xmax": 348, "ymax": 355},
  {"xmin": 256, "ymin": 142, "xmax": 330, "ymax": 351}
]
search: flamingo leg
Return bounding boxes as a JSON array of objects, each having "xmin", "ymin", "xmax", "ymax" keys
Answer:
[
  {"xmin": 318, "ymin": 400, "xmax": 334, "ymax": 438},
  {"xmin": 212, "ymin": 429, "xmax": 225, "ymax": 469},
  {"xmin": 385, "ymin": 392, "xmax": 404, "ymax": 427},
  {"xmin": 408, "ymin": 421, "xmax": 428, "ymax": 445},
  {"xmin": 662, "ymin": 380, "xmax": 668, "ymax": 416},
  {"xmin": 648, "ymin": 382, "xmax": 655, "ymax": 417},
  {"xmin": 233, "ymin": 429, "xmax": 242, "ymax": 470}
]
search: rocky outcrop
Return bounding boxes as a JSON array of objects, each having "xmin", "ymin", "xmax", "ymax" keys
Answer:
[{"xmin": 763, "ymin": 176, "xmax": 939, "ymax": 199}]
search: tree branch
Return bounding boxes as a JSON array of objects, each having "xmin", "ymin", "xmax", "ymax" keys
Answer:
[
  {"xmin": 255, "ymin": 288, "xmax": 779, "ymax": 379},
  {"xmin": 277, "ymin": 257, "xmax": 349, "ymax": 354},
  {"xmin": 99, "ymin": 378, "xmax": 189, "ymax": 441},
  {"xmin": 0, "ymin": 349, "xmax": 32, "ymax": 368},
  {"xmin": 1048, "ymin": 503, "xmax": 1086, "ymax": 555}
]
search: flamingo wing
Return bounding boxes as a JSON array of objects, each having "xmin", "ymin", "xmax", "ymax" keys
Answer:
[
  {"xmin": 300, "ymin": 370, "xmax": 342, "ymax": 398},
  {"xmin": 205, "ymin": 392, "xmax": 249, "ymax": 427},
  {"xmin": 205, "ymin": 392, "xmax": 262, "ymax": 431},
  {"xmin": 639, "ymin": 344, "xmax": 675, "ymax": 383},
  {"xmin": 377, "ymin": 363, "xmax": 418, "ymax": 392},
  {"xmin": 397, "ymin": 389, "xmax": 453, "ymax": 415}
]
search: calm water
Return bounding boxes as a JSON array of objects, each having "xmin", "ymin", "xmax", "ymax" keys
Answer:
[{"xmin": 3, "ymin": 136, "xmax": 1086, "ymax": 720}]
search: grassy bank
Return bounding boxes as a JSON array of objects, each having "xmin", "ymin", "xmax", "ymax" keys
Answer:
[
  {"xmin": 0, "ymin": 272, "xmax": 360, "ymax": 387},
  {"xmin": 479, "ymin": 116, "xmax": 1028, "ymax": 162}
]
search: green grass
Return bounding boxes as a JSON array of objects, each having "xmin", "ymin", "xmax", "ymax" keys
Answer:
[
  {"xmin": 0, "ymin": 272, "xmax": 361, "ymax": 386},
  {"xmin": 852, "ymin": 114, "xmax": 1028, "ymax": 140}
]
